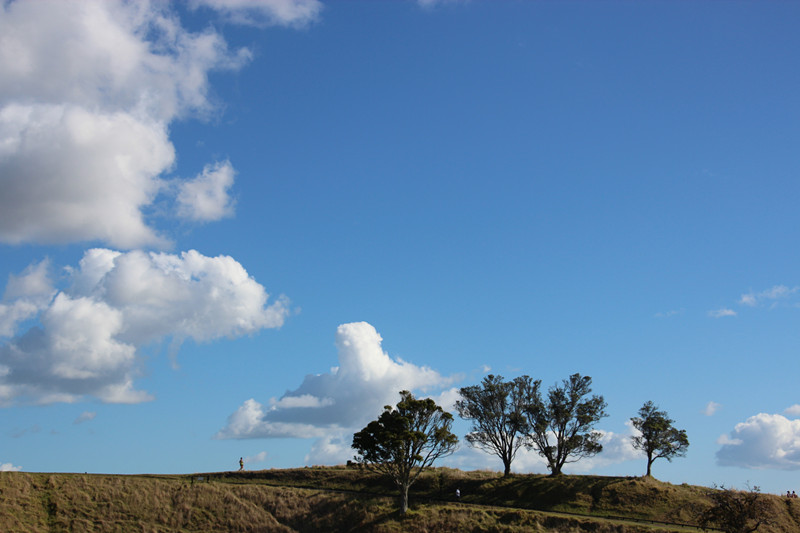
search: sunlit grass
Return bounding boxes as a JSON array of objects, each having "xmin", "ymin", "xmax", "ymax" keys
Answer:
[{"xmin": 1, "ymin": 468, "xmax": 798, "ymax": 532}]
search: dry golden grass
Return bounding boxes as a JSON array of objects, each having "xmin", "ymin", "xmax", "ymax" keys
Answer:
[{"xmin": 2, "ymin": 468, "xmax": 800, "ymax": 532}]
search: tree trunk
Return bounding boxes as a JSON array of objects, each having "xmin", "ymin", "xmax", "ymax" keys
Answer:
[
  {"xmin": 401, "ymin": 483, "xmax": 410, "ymax": 514},
  {"xmin": 503, "ymin": 458, "xmax": 511, "ymax": 476}
]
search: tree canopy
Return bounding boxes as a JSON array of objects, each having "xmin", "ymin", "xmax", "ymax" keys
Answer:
[
  {"xmin": 697, "ymin": 485, "xmax": 773, "ymax": 533},
  {"xmin": 455, "ymin": 374, "xmax": 535, "ymax": 476},
  {"xmin": 524, "ymin": 373, "xmax": 607, "ymax": 475},
  {"xmin": 630, "ymin": 400, "xmax": 689, "ymax": 477},
  {"xmin": 351, "ymin": 390, "xmax": 458, "ymax": 513}
]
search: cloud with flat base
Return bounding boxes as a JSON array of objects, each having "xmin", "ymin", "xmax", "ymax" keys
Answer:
[
  {"xmin": 217, "ymin": 321, "xmax": 456, "ymax": 442},
  {"xmin": 716, "ymin": 412, "xmax": 800, "ymax": 470}
]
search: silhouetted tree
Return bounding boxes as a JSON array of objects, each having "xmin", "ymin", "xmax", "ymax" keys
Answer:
[
  {"xmin": 524, "ymin": 373, "xmax": 607, "ymax": 475},
  {"xmin": 456, "ymin": 374, "xmax": 535, "ymax": 476},
  {"xmin": 352, "ymin": 390, "xmax": 458, "ymax": 513},
  {"xmin": 631, "ymin": 401, "xmax": 689, "ymax": 477},
  {"xmin": 698, "ymin": 484, "xmax": 773, "ymax": 533}
]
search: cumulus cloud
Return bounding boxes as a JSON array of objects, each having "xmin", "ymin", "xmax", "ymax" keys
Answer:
[
  {"xmin": 0, "ymin": 249, "xmax": 288, "ymax": 405},
  {"xmin": 739, "ymin": 285, "xmax": 798, "ymax": 308},
  {"xmin": 447, "ymin": 426, "xmax": 640, "ymax": 475},
  {"xmin": 0, "ymin": 0, "xmax": 251, "ymax": 248},
  {"xmin": 244, "ymin": 451, "xmax": 269, "ymax": 466},
  {"xmin": 1, "ymin": 259, "xmax": 55, "ymax": 338},
  {"xmin": 558, "ymin": 425, "xmax": 641, "ymax": 474},
  {"xmin": 704, "ymin": 401, "xmax": 722, "ymax": 416},
  {"xmin": 785, "ymin": 405, "xmax": 800, "ymax": 417},
  {"xmin": 177, "ymin": 160, "xmax": 236, "ymax": 222},
  {"xmin": 708, "ymin": 308, "xmax": 736, "ymax": 318},
  {"xmin": 305, "ymin": 433, "xmax": 353, "ymax": 465},
  {"xmin": 216, "ymin": 322, "xmax": 455, "ymax": 440},
  {"xmin": 716, "ymin": 413, "xmax": 800, "ymax": 470},
  {"xmin": 1, "ymin": 462, "xmax": 22, "ymax": 472},
  {"xmin": 191, "ymin": 0, "xmax": 323, "ymax": 27}
]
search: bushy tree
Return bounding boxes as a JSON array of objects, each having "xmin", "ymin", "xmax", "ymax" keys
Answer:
[
  {"xmin": 630, "ymin": 400, "xmax": 689, "ymax": 477},
  {"xmin": 524, "ymin": 373, "xmax": 607, "ymax": 475},
  {"xmin": 352, "ymin": 390, "xmax": 458, "ymax": 513},
  {"xmin": 455, "ymin": 374, "xmax": 535, "ymax": 476},
  {"xmin": 698, "ymin": 484, "xmax": 773, "ymax": 533}
]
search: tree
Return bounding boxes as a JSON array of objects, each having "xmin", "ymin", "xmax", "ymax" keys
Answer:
[
  {"xmin": 524, "ymin": 373, "xmax": 607, "ymax": 475},
  {"xmin": 697, "ymin": 484, "xmax": 773, "ymax": 533},
  {"xmin": 352, "ymin": 390, "xmax": 458, "ymax": 513},
  {"xmin": 630, "ymin": 401, "xmax": 689, "ymax": 477},
  {"xmin": 455, "ymin": 374, "xmax": 535, "ymax": 476}
]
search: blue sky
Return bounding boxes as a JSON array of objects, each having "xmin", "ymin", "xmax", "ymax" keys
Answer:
[{"xmin": 2, "ymin": 0, "xmax": 800, "ymax": 495}]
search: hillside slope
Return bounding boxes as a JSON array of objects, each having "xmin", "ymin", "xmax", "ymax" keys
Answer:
[{"xmin": 2, "ymin": 468, "xmax": 798, "ymax": 532}]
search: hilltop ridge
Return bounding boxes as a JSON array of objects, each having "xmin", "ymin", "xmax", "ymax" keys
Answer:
[{"xmin": 2, "ymin": 467, "xmax": 798, "ymax": 532}]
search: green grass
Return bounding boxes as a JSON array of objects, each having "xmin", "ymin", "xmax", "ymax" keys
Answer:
[{"xmin": 2, "ymin": 468, "xmax": 798, "ymax": 532}]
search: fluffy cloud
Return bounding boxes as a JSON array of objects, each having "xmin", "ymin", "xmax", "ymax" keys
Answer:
[
  {"xmin": 785, "ymin": 405, "xmax": 800, "ymax": 416},
  {"xmin": 216, "ymin": 322, "xmax": 455, "ymax": 440},
  {"xmin": 1, "ymin": 462, "xmax": 22, "ymax": 472},
  {"xmin": 191, "ymin": 0, "xmax": 322, "ymax": 27},
  {"xmin": 244, "ymin": 451, "xmax": 269, "ymax": 466},
  {"xmin": 0, "ymin": 0, "xmax": 251, "ymax": 248},
  {"xmin": 0, "ymin": 249, "xmax": 288, "ymax": 405},
  {"xmin": 1, "ymin": 259, "xmax": 55, "ymax": 338},
  {"xmin": 446, "ymin": 426, "xmax": 640, "ymax": 475},
  {"xmin": 177, "ymin": 160, "xmax": 237, "ymax": 222},
  {"xmin": 716, "ymin": 413, "xmax": 800, "ymax": 470},
  {"xmin": 305, "ymin": 433, "xmax": 354, "ymax": 466}
]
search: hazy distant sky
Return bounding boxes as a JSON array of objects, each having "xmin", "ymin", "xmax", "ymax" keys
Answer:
[{"xmin": 2, "ymin": 0, "xmax": 800, "ymax": 494}]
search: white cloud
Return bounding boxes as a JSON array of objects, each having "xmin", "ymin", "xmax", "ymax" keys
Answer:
[
  {"xmin": 785, "ymin": 405, "xmax": 800, "ymax": 417},
  {"xmin": 1, "ymin": 462, "xmax": 22, "ymax": 472},
  {"xmin": 739, "ymin": 285, "xmax": 798, "ymax": 308},
  {"xmin": 0, "ymin": 249, "xmax": 288, "ymax": 405},
  {"xmin": 562, "ymin": 426, "xmax": 642, "ymax": 474},
  {"xmin": 704, "ymin": 401, "xmax": 722, "ymax": 416},
  {"xmin": 0, "ymin": 104, "xmax": 174, "ymax": 248},
  {"xmin": 3, "ymin": 259, "xmax": 53, "ymax": 302},
  {"xmin": 0, "ymin": 0, "xmax": 251, "ymax": 248},
  {"xmin": 177, "ymin": 160, "xmax": 236, "ymax": 222},
  {"xmin": 272, "ymin": 394, "xmax": 335, "ymax": 409},
  {"xmin": 305, "ymin": 433, "xmax": 353, "ymax": 466},
  {"xmin": 716, "ymin": 413, "xmax": 800, "ymax": 470},
  {"xmin": 191, "ymin": 0, "xmax": 323, "ymax": 28},
  {"xmin": 716, "ymin": 434, "xmax": 742, "ymax": 446},
  {"xmin": 446, "ymin": 426, "xmax": 640, "ymax": 475},
  {"xmin": 708, "ymin": 308, "xmax": 736, "ymax": 318},
  {"xmin": 216, "ymin": 322, "xmax": 455, "ymax": 440},
  {"xmin": 74, "ymin": 411, "xmax": 97, "ymax": 424},
  {"xmin": 0, "ymin": 259, "xmax": 55, "ymax": 338},
  {"xmin": 244, "ymin": 451, "xmax": 269, "ymax": 465},
  {"xmin": 739, "ymin": 293, "xmax": 757, "ymax": 307}
]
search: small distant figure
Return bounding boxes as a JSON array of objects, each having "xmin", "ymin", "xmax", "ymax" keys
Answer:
[
  {"xmin": 455, "ymin": 488, "xmax": 461, "ymax": 500},
  {"xmin": 239, "ymin": 457, "xmax": 244, "ymax": 471},
  {"xmin": 793, "ymin": 491, "xmax": 798, "ymax": 499}
]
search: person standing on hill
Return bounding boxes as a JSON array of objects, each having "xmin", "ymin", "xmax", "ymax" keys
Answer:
[{"xmin": 239, "ymin": 457, "xmax": 244, "ymax": 471}]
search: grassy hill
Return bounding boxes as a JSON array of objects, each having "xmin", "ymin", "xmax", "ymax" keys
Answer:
[{"xmin": 2, "ymin": 466, "xmax": 799, "ymax": 532}]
